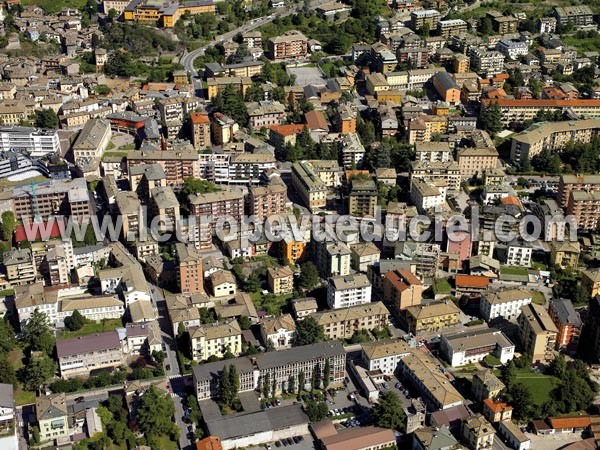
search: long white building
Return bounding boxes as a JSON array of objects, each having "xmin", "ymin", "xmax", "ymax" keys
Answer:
[{"xmin": 0, "ymin": 126, "xmax": 61, "ymax": 157}]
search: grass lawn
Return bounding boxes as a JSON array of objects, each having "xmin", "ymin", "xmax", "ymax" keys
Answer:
[
  {"xmin": 250, "ymin": 292, "xmax": 294, "ymax": 316},
  {"xmin": 15, "ymin": 389, "xmax": 36, "ymax": 406},
  {"xmin": 8, "ymin": 348, "xmax": 25, "ymax": 370},
  {"xmin": 500, "ymin": 266, "xmax": 529, "ymax": 276},
  {"xmin": 500, "ymin": 368, "xmax": 560, "ymax": 405},
  {"xmin": 563, "ymin": 35, "xmax": 600, "ymax": 54},
  {"xmin": 59, "ymin": 318, "xmax": 123, "ymax": 339},
  {"xmin": 433, "ymin": 278, "xmax": 452, "ymax": 294},
  {"xmin": 155, "ymin": 435, "xmax": 179, "ymax": 450},
  {"xmin": 531, "ymin": 291, "xmax": 546, "ymax": 305}
]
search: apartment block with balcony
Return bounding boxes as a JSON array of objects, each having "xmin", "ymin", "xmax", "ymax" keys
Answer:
[
  {"xmin": 518, "ymin": 303, "xmax": 558, "ymax": 364},
  {"xmin": 327, "ymin": 273, "xmax": 372, "ymax": 309},
  {"xmin": 291, "ymin": 161, "xmax": 327, "ymax": 212},
  {"xmin": 382, "ymin": 269, "xmax": 424, "ymax": 311},
  {"xmin": 190, "ymin": 320, "xmax": 242, "ymax": 362},
  {"xmin": 36, "ymin": 394, "xmax": 69, "ymax": 443},
  {"xmin": 314, "ymin": 240, "xmax": 352, "ymax": 278},
  {"xmin": 267, "ymin": 266, "xmax": 294, "ymax": 295},
  {"xmin": 56, "ymin": 331, "xmax": 124, "ymax": 378},
  {"xmin": 268, "ymin": 31, "xmax": 308, "ymax": 60},
  {"xmin": 548, "ymin": 298, "xmax": 581, "ymax": 352},
  {"xmin": 175, "ymin": 243, "xmax": 204, "ymax": 295},
  {"xmin": 311, "ymin": 302, "xmax": 389, "ymax": 340},
  {"xmin": 3, "ymin": 248, "xmax": 36, "ymax": 284},
  {"xmin": 406, "ymin": 301, "xmax": 460, "ymax": 335},
  {"xmin": 348, "ymin": 178, "xmax": 377, "ymax": 217}
]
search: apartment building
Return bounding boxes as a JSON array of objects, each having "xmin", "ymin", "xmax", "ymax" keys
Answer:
[
  {"xmin": 291, "ymin": 161, "xmax": 327, "ymax": 212},
  {"xmin": 461, "ymin": 414, "xmax": 495, "ymax": 450},
  {"xmin": 558, "ymin": 174, "xmax": 600, "ymax": 208},
  {"xmin": 208, "ymin": 270, "xmax": 236, "ymax": 297},
  {"xmin": 503, "ymin": 239, "xmax": 533, "ymax": 267},
  {"xmin": 188, "ymin": 188, "xmax": 245, "ymax": 225},
  {"xmin": 56, "ymin": 331, "xmax": 124, "ymax": 378},
  {"xmin": 468, "ymin": 48, "xmax": 505, "ymax": 76},
  {"xmin": 410, "ymin": 9, "xmax": 441, "ymax": 30},
  {"xmin": 312, "ymin": 302, "xmax": 389, "ymax": 341},
  {"xmin": 314, "ymin": 240, "xmax": 352, "ymax": 278},
  {"xmin": 12, "ymin": 178, "xmax": 92, "ymax": 223},
  {"xmin": 456, "ymin": 147, "xmax": 499, "ymax": 178},
  {"xmin": 350, "ymin": 242, "xmax": 380, "ymax": 273},
  {"xmin": 175, "ymin": 243, "xmax": 203, "ymax": 295},
  {"xmin": 407, "ymin": 115, "xmax": 449, "ymax": 144},
  {"xmin": 327, "ymin": 273, "xmax": 372, "ymax": 309},
  {"xmin": 487, "ymin": 11, "xmax": 518, "ymax": 33},
  {"xmin": 518, "ymin": 303, "xmax": 558, "ymax": 364},
  {"xmin": 248, "ymin": 180, "xmax": 287, "ymax": 222},
  {"xmin": 410, "ymin": 178, "xmax": 447, "ymax": 213},
  {"xmin": 335, "ymin": 105, "xmax": 356, "ymax": 134},
  {"xmin": 189, "ymin": 320, "xmax": 242, "ymax": 362},
  {"xmin": 267, "ymin": 266, "xmax": 294, "ymax": 295},
  {"xmin": 150, "ymin": 186, "xmax": 180, "ymax": 233},
  {"xmin": 554, "ymin": 5, "xmax": 594, "ymax": 28},
  {"xmin": 382, "ymin": 269, "xmax": 424, "ymax": 311},
  {"xmin": 292, "ymin": 297, "xmax": 318, "ymax": 320},
  {"xmin": 268, "ymin": 31, "xmax": 308, "ymax": 60},
  {"xmin": 583, "ymin": 269, "xmax": 600, "ymax": 298},
  {"xmin": 211, "ymin": 113, "xmax": 239, "ymax": 145},
  {"xmin": 437, "ymin": 19, "xmax": 467, "ymax": 37},
  {"xmin": 433, "ymin": 72, "xmax": 461, "ymax": 105},
  {"xmin": 480, "ymin": 289, "xmax": 532, "ymax": 322},
  {"xmin": 340, "ymin": 133, "xmax": 366, "ymax": 168},
  {"xmin": 471, "ymin": 369, "xmax": 505, "ymax": 402},
  {"xmin": 406, "ymin": 301, "xmax": 460, "ymax": 335},
  {"xmin": 511, "ymin": 119, "xmax": 600, "ymax": 164},
  {"xmin": 398, "ymin": 350, "xmax": 464, "ymax": 410},
  {"xmin": 548, "ymin": 298, "xmax": 581, "ymax": 351},
  {"xmin": 360, "ymin": 339, "xmax": 411, "ymax": 374},
  {"xmin": 3, "ymin": 248, "xmax": 36, "ymax": 284},
  {"xmin": 189, "ymin": 111, "xmax": 211, "ymax": 150},
  {"xmin": 410, "ymin": 161, "xmax": 461, "ymax": 191},
  {"xmin": 496, "ymin": 39, "xmax": 528, "ymax": 60},
  {"xmin": 0, "ymin": 126, "xmax": 61, "ymax": 157},
  {"xmin": 36, "ymin": 394, "xmax": 69, "ymax": 443},
  {"xmin": 115, "ymin": 191, "xmax": 141, "ymax": 239},
  {"xmin": 269, "ymin": 124, "xmax": 305, "ymax": 149},
  {"xmin": 440, "ymin": 328, "xmax": 515, "ymax": 367},
  {"xmin": 260, "ymin": 314, "xmax": 296, "ymax": 349},
  {"xmin": 550, "ymin": 241, "xmax": 580, "ymax": 269},
  {"xmin": 123, "ymin": 0, "xmax": 216, "ymax": 28},
  {"xmin": 127, "ymin": 149, "xmax": 200, "ymax": 187},
  {"xmin": 348, "ymin": 178, "xmax": 377, "ymax": 217},
  {"xmin": 415, "ymin": 142, "xmax": 452, "ymax": 163},
  {"xmin": 71, "ymin": 118, "xmax": 112, "ymax": 164},
  {"xmin": 103, "ymin": 0, "xmax": 130, "ymax": 14},
  {"xmin": 481, "ymin": 98, "xmax": 600, "ymax": 126},
  {"xmin": 205, "ymin": 77, "xmax": 252, "ymax": 100},
  {"xmin": 247, "ymin": 101, "xmax": 286, "ymax": 128}
]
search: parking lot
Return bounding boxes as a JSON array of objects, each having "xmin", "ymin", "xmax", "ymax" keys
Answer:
[{"xmin": 286, "ymin": 66, "xmax": 326, "ymax": 86}]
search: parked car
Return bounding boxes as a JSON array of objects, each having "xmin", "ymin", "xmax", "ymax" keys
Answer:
[
  {"xmin": 395, "ymin": 382, "xmax": 401, "ymax": 389},
  {"xmin": 75, "ymin": 396, "xmax": 85, "ymax": 403},
  {"xmin": 275, "ymin": 441, "xmax": 281, "ymax": 447}
]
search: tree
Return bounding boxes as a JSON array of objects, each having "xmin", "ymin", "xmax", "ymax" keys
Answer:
[
  {"xmin": 262, "ymin": 372, "xmax": 270, "ymax": 398},
  {"xmin": 550, "ymin": 354, "xmax": 566, "ymax": 378},
  {"xmin": 287, "ymin": 375, "xmax": 295, "ymax": 394},
  {"xmin": 213, "ymin": 84, "xmax": 249, "ymax": 127},
  {"xmin": 238, "ymin": 316, "xmax": 252, "ymax": 330},
  {"xmin": 312, "ymin": 363, "xmax": 321, "ymax": 391},
  {"xmin": 244, "ymin": 83, "xmax": 264, "ymax": 102},
  {"xmin": 21, "ymin": 355, "xmax": 55, "ymax": 391},
  {"xmin": 295, "ymin": 317, "xmax": 324, "ymax": 346},
  {"xmin": 64, "ymin": 310, "xmax": 86, "ymax": 331},
  {"xmin": 507, "ymin": 383, "xmax": 533, "ymax": 420},
  {"xmin": 22, "ymin": 309, "xmax": 55, "ymax": 356},
  {"xmin": 480, "ymin": 17, "xmax": 493, "ymax": 35},
  {"xmin": 372, "ymin": 391, "xmax": 406, "ymax": 431},
  {"xmin": 1, "ymin": 211, "xmax": 15, "ymax": 241},
  {"xmin": 35, "ymin": 109, "xmax": 58, "ymax": 129},
  {"xmin": 500, "ymin": 360, "xmax": 517, "ymax": 390},
  {"xmin": 304, "ymin": 400, "xmax": 328, "ymax": 422},
  {"xmin": 0, "ymin": 356, "xmax": 17, "ymax": 385},
  {"xmin": 374, "ymin": 140, "xmax": 392, "ymax": 168},
  {"xmin": 229, "ymin": 364, "xmax": 239, "ymax": 399},
  {"xmin": 136, "ymin": 386, "xmax": 177, "ymax": 437},
  {"xmin": 323, "ymin": 359, "xmax": 330, "ymax": 390},
  {"xmin": 152, "ymin": 350, "xmax": 165, "ymax": 365},
  {"xmin": 298, "ymin": 370, "xmax": 305, "ymax": 394},
  {"xmin": 478, "ymin": 103, "xmax": 502, "ymax": 134},
  {"xmin": 297, "ymin": 261, "xmax": 319, "ymax": 292},
  {"xmin": 220, "ymin": 365, "xmax": 233, "ymax": 406},
  {"xmin": 271, "ymin": 376, "xmax": 277, "ymax": 399}
]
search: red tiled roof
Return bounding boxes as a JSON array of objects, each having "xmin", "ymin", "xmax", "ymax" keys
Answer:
[
  {"xmin": 196, "ymin": 436, "xmax": 222, "ymax": 450},
  {"xmin": 455, "ymin": 274, "xmax": 489, "ymax": 288},
  {"xmin": 482, "ymin": 98, "xmax": 600, "ymax": 107},
  {"xmin": 190, "ymin": 112, "xmax": 210, "ymax": 124},
  {"xmin": 549, "ymin": 416, "xmax": 591, "ymax": 430},
  {"xmin": 483, "ymin": 398, "xmax": 512, "ymax": 413},
  {"xmin": 501, "ymin": 196, "xmax": 521, "ymax": 207},
  {"xmin": 269, "ymin": 124, "xmax": 305, "ymax": 136},
  {"xmin": 305, "ymin": 110, "xmax": 329, "ymax": 131}
]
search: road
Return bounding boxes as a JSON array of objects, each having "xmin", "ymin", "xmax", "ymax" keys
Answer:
[
  {"xmin": 149, "ymin": 283, "xmax": 195, "ymax": 450},
  {"xmin": 181, "ymin": 1, "xmax": 334, "ymax": 99}
]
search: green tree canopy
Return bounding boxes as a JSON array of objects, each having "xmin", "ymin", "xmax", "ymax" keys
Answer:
[
  {"xmin": 21, "ymin": 354, "xmax": 55, "ymax": 391},
  {"xmin": 297, "ymin": 261, "xmax": 319, "ymax": 292},
  {"xmin": 295, "ymin": 316, "xmax": 324, "ymax": 346},
  {"xmin": 22, "ymin": 309, "xmax": 55, "ymax": 356},
  {"xmin": 1, "ymin": 211, "xmax": 15, "ymax": 241},
  {"xmin": 64, "ymin": 310, "xmax": 86, "ymax": 331},
  {"xmin": 35, "ymin": 109, "xmax": 59, "ymax": 129},
  {"xmin": 372, "ymin": 391, "xmax": 406, "ymax": 431},
  {"xmin": 136, "ymin": 386, "xmax": 178, "ymax": 437}
]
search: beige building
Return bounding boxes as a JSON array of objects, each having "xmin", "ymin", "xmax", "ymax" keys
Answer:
[
  {"xmin": 350, "ymin": 242, "xmax": 380, "ymax": 273},
  {"xmin": 456, "ymin": 147, "xmax": 499, "ymax": 178},
  {"xmin": 56, "ymin": 331, "xmax": 124, "ymax": 378},
  {"xmin": 310, "ymin": 302, "xmax": 389, "ymax": 340},
  {"xmin": 406, "ymin": 301, "xmax": 460, "ymax": 335},
  {"xmin": 267, "ymin": 266, "xmax": 294, "ymax": 295},
  {"xmin": 471, "ymin": 369, "xmax": 505, "ymax": 402},
  {"xmin": 36, "ymin": 394, "xmax": 69, "ymax": 443},
  {"xmin": 268, "ymin": 31, "xmax": 308, "ymax": 60},
  {"xmin": 260, "ymin": 314, "xmax": 296, "ymax": 349},
  {"xmin": 208, "ymin": 270, "xmax": 237, "ymax": 297},
  {"xmin": 518, "ymin": 303, "xmax": 558, "ymax": 364},
  {"xmin": 189, "ymin": 320, "xmax": 242, "ymax": 362},
  {"xmin": 175, "ymin": 243, "xmax": 204, "ymax": 295},
  {"xmin": 461, "ymin": 414, "xmax": 495, "ymax": 450},
  {"xmin": 550, "ymin": 241, "xmax": 580, "ymax": 269},
  {"xmin": 71, "ymin": 118, "xmax": 112, "ymax": 163},
  {"xmin": 150, "ymin": 186, "xmax": 180, "ymax": 233},
  {"xmin": 582, "ymin": 269, "xmax": 600, "ymax": 298},
  {"xmin": 291, "ymin": 161, "xmax": 327, "ymax": 212},
  {"xmin": 348, "ymin": 179, "xmax": 377, "ymax": 217},
  {"xmin": 3, "ymin": 248, "xmax": 36, "ymax": 284},
  {"xmin": 383, "ymin": 269, "xmax": 424, "ymax": 311},
  {"xmin": 292, "ymin": 297, "xmax": 318, "ymax": 320}
]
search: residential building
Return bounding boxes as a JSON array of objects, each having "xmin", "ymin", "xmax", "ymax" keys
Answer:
[
  {"xmin": 188, "ymin": 188, "xmax": 245, "ymax": 225},
  {"xmin": 314, "ymin": 240, "xmax": 352, "ymax": 278},
  {"xmin": 550, "ymin": 241, "xmax": 580, "ymax": 269},
  {"xmin": 71, "ymin": 118, "xmax": 112, "ymax": 164},
  {"xmin": 267, "ymin": 266, "xmax": 294, "ymax": 295},
  {"xmin": 36, "ymin": 394, "xmax": 69, "ymax": 443},
  {"xmin": 317, "ymin": 425, "xmax": 396, "ymax": 450},
  {"xmin": 56, "ymin": 331, "xmax": 124, "ymax": 378},
  {"xmin": 311, "ymin": 302, "xmax": 389, "ymax": 340},
  {"xmin": 175, "ymin": 243, "xmax": 204, "ymax": 295},
  {"xmin": 461, "ymin": 414, "xmax": 495, "ymax": 450},
  {"xmin": 482, "ymin": 399, "xmax": 512, "ymax": 424},
  {"xmin": 123, "ymin": 0, "xmax": 216, "ymax": 28},
  {"xmin": 166, "ymin": 294, "xmax": 201, "ymax": 335},
  {"xmin": 205, "ymin": 77, "xmax": 252, "ymax": 100},
  {"xmin": 339, "ymin": 133, "xmax": 366, "ymax": 168},
  {"xmin": 582, "ymin": 269, "xmax": 600, "ymax": 298},
  {"xmin": 518, "ymin": 303, "xmax": 558, "ymax": 364},
  {"xmin": 575, "ymin": 294, "xmax": 600, "ymax": 362},
  {"xmin": 268, "ymin": 31, "xmax": 308, "ymax": 60},
  {"xmin": 291, "ymin": 161, "xmax": 327, "ymax": 212},
  {"xmin": 189, "ymin": 320, "xmax": 242, "ymax": 362},
  {"xmin": 247, "ymin": 101, "xmax": 286, "ymax": 128},
  {"xmin": 440, "ymin": 328, "xmax": 515, "ymax": 367},
  {"xmin": 211, "ymin": 113, "xmax": 239, "ymax": 145},
  {"xmin": 327, "ymin": 273, "xmax": 372, "ymax": 309},
  {"xmin": 559, "ymin": 174, "xmax": 600, "ymax": 207},
  {"xmin": 566, "ymin": 189, "xmax": 600, "ymax": 231},
  {"xmin": 487, "ymin": 11, "xmax": 518, "ymax": 33},
  {"xmin": 510, "ymin": 119, "xmax": 600, "ymax": 164},
  {"xmin": 456, "ymin": 147, "xmax": 499, "ymax": 178},
  {"xmin": 410, "ymin": 161, "xmax": 461, "ymax": 191},
  {"xmin": 410, "ymin": 178, "xmax": 447, "ymax": 213},
  {"xmin": 433, "ymin": 72, "xmax": 460, "ymax": 105},
  {"xmin": 496, "ymin": 39, "xmax": 528, "ymax": 60},
  {"xmin": 189, "ymin": 112, "xmax": 211, "ymax": 150},
  {"xmin": 480, "ymin": 289, "xmax": 532, "ymax": 322},
  {"xmin": 406, "ymin": 301, "xmax": 460, "ymax": 335},
  {"xmin": 413, "ymin": 425, "xmax": 461, "ymax": 450},
  {"xmin": 335, "ymin": 105, "xmax": 356, "ymax": 134},
  {"xmin": 350, "ymin": 242, "xmax": 380, "ymax": 273},
  {"xmin": 498, "ymin": 420, "xmax": 530, "ymax": 450},
  {"xmin": 415, "ymin": 142, "xmax": 452, "ymax": 163},
  {"xmin": 548, "ymin": 298, "xmax": 581, "ymax": 351},
  {"xmin": 292, "ymin": 297, "xmax": 318, "ymax": 320},
  {"xmin": 150, "ymin": 186, "xmax": 179, "ymax": 233},
  {"xmin": 410, "ymin": 9, "xmax": 441, "ymax": 30},
  {"xmin": 127, "ymin": 149, "xmax": 201, "ymax": 187},
  {"xmin": 382, "ymin": 269, "xmax": 424, "ymax": 311},
  {"xmin": 437, "ymin": 19, "xmax": 467, "ymax": 37},
  {"xmin": 260, "ymin": 314, "xmax": 296, "ymax": 349},
  {"xmin": 208, "ymin": 270, "xmax": 237, "ymax": 297},
  {"xmin": 348, "ymin": 178, "xmax": 377, "ymax": 217},
  {"xmin": 471, "ymin": 369, "xmax": 505, "ymax": 402},
  {"xmin": 537, "ymin": 17, "xmax": 557, "ymax": 33},
  {"xmin": 0, "ymin": 384, "xmax": 16, "ymax": 449},
  {"xmin": 3, "ymin": 248, "xmax": 36, "ymax": 284},
  {"xmin": 554, "ymin": 5, "xmax": 594, "ymax": 28},
  {"xmin": 468, "ymin": 48, "xmax": 505, "ymax": 76},
  {"xmin": 398, "ymin": 350, "xmax": 464, "ymax": 410},
  {"xmin": 360, "ymin": 339, "xmax": 412, "ymax": 374},
  {"xmin": 248, "ymin": 179, "xmax": 287, "ymax": 222}
]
